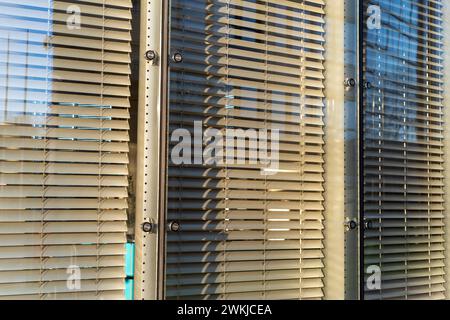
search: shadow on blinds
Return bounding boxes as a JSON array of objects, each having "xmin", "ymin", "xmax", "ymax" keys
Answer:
[{"xmin": 165, "ymin": 0, "xmax": 327, "ymax": 300}]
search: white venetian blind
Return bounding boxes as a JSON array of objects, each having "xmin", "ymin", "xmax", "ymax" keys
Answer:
[
  {"xmin": 364, "ymin": 0, "xmax": 445, "ymax": 299},
  {"xmin": 166, "ymin": 0, "xmax": 327, "ymax": 299},
  {"xmin": 0, "ymin": 0, "xmax": 132, "ymax": 299}
]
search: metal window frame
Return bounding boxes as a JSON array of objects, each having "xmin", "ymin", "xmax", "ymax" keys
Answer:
[
  {"xmin": 357, "ymin": 0, "xmax": 364, "ymax": 301},
  {"xmin": 134, "ymin": 0, "xmax": 169, "ymax": 300},
  {"xmin": 134, "ymin": 0, "xmax": 360, "ymax": 300},
  {"xmin": 323, "ymin": 0, "xmax": 347, "ymax": 300}
]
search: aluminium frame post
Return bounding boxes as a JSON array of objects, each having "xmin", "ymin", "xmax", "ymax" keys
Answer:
[
  {"xmin": 134, "ymin": 0, "xmax": 169, "ymax": 300},
  {"xmin": 323, "ymin": 0, "xmax": 346, "ymax": 300},
  {"xmin": 157, "ymin": 0, "xmax": 170, "ymax": 300},
  {"xmin": 357, "ymin": 0, "xmax": 364, "ymax": 301},
  {"xmin": 323, "ymin": 0, "xmax": 361, "ymax": 300}
]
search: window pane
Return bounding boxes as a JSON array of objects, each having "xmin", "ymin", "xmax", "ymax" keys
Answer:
[
  {"xmin": 363, "ymin": 0, "xmax": 446, "ymax": 300},
  {"xmin": 0, "ymin": 1, "xmax": 133, "ymax": 299}
]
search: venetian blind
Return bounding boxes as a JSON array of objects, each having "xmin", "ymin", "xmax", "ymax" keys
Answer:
[
  {"xmin": 0, "ymin": 0, "xmax": 132, "ymax": 299},
  {"xmin": 166, "ymin": 0, "xmax": 327, "ymax": 299},
  {"xmin": 364, "ymin": 0, "xmax": 445, "ymax": 299}
]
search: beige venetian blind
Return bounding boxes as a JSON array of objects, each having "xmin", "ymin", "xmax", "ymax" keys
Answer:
[
  {"xmin": 0, "ymin": 0, "xmax": 132, "ymax": 299},
  {"xmin": 167, "ymin": 0, "xmax": 327, "ymax": 299},
  {"xmin": 364, "ymin": 0, "xmax": 445, "ymax": 299}
]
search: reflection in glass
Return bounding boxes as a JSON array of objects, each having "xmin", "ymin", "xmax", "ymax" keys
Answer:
[
  {"xmin": 0, "ymin": 1, "xmax": 132, "ymax": 299},
  {"xmin": 363, "ymin": 0, "xmax": 445, "ymax": 299}
]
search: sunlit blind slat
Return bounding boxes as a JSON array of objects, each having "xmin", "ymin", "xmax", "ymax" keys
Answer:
[
  {"xmin": 166, "ymin": 0, "xmax": 327, "ymax": 300},
  {"xmin": 0, "ymin": 0, "xmax": 132, "ymax": 299}
]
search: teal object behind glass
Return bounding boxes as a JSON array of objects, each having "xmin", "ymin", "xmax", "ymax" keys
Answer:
[
  {"xmin": 125, "ymin": 279, "xmax": 135, "ymax": 301},
  {"xmin": 126, "ymin": 243, "xmax": 135, "ymax": 278},
  {"xmin": 125, "ymin": 243, "xmax": 135, "ymax": 300}
]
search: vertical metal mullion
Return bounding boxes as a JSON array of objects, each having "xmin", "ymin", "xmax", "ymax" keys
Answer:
[
  {"xmin": 134, "ymin": 0, "xmax": 169, "ymax": 300},
  {"xmin": 358, "ymin": 0, "xmax": 365, "ymax": 301},
  {"xmin": 323, "ymin": 0, "xmax": 346, "ymax": 300},
  {"xmin": 157, "ymin": 0, "xmax": 170, "ymax": 301},
  {"xmin": 339, "ymin": 0, "xmax": 361, "ymax": 300}
]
